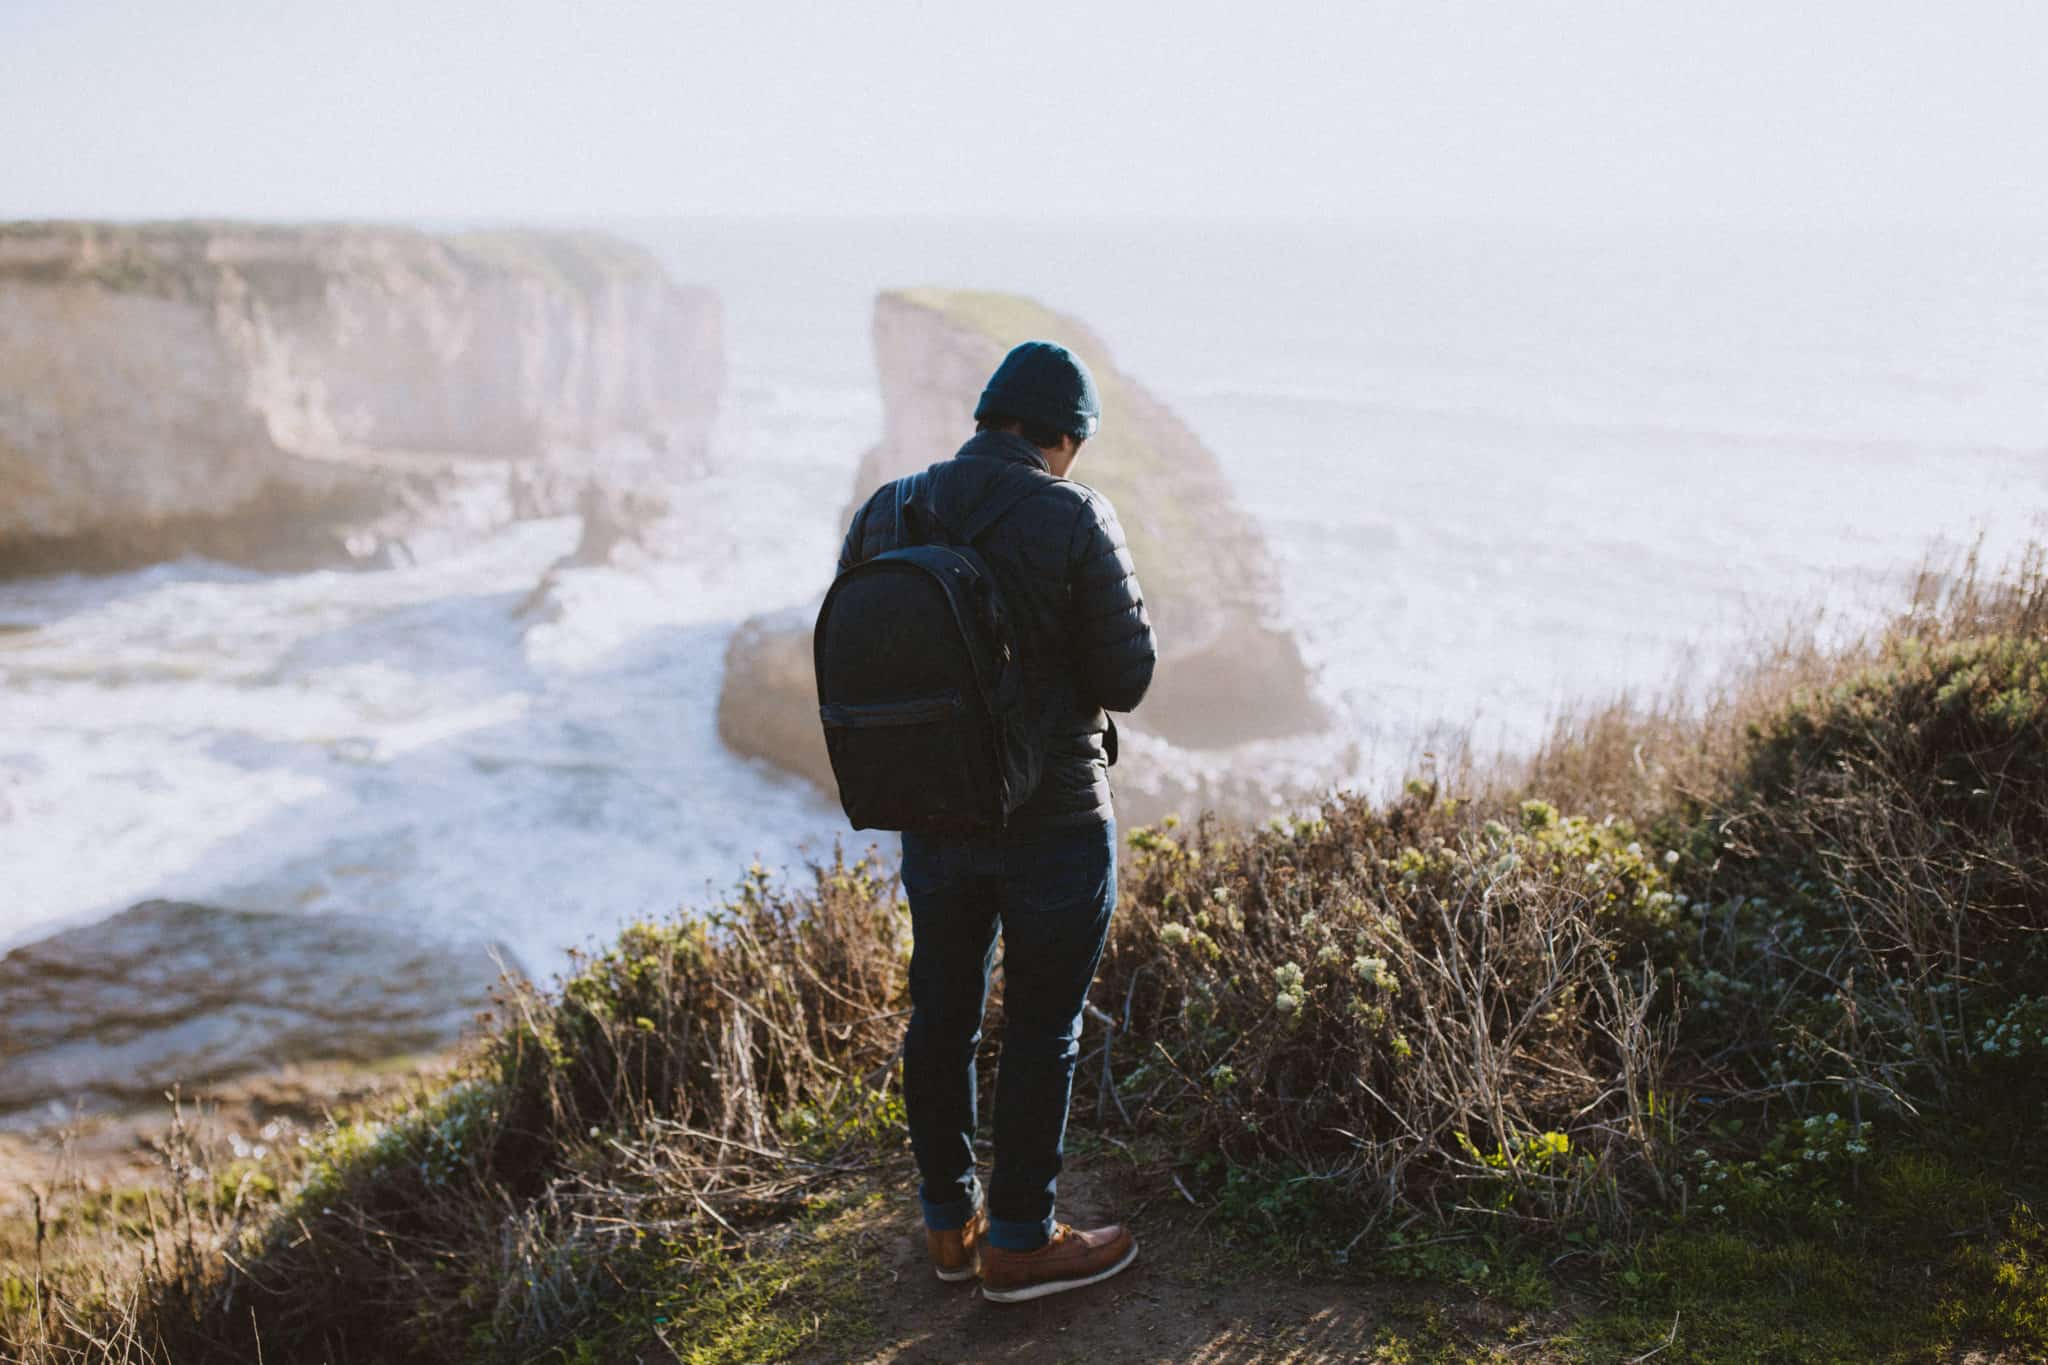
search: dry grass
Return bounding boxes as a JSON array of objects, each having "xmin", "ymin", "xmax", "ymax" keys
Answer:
[
  {"xmin": 3, "ymin": 862, "xmax": 920, "ymax": 1363},
  {"xmin": 1097, "ymin": 795, "xmax": 1681, "ymax": 1238},
  {"xmin": 1506, "ymin": 544, "xmax": 2048, "ymax": 1112}
]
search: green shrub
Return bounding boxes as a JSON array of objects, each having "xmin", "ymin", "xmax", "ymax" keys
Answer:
[
  {"xmin": 1098, "ymin": 792, "xmax": 1680, "ymax": 1232},
  {"xmin": 1676, "ymin": 633, "xmax": 2048, "ymax": 1114}
]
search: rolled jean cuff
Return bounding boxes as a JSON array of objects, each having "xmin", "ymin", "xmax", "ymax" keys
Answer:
[
  {"xmin": 986, "ymin": 1212, "xmax": 1055, "ymax": 1252},
  {"xmin": 919, "ymin": 1177, "xmax": 981, "ymax": 1232}
]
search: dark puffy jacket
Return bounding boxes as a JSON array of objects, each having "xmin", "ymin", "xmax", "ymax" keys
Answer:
[{"xmin": 837, "ymin": 429, "xmax": 1157, "ymax": 828}]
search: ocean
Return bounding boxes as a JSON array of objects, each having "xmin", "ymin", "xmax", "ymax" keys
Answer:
[{"xmin": 2, "ymin": 219, "xmax": 2043, "ymax": 976}]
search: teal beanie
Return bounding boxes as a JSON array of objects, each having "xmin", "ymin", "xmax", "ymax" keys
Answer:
[{"xmin": 973, "ymin": 341, "xmax": 1100, "ymax": 441}]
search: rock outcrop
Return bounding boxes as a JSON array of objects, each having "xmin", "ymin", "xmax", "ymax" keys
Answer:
[
  {"xmin": 0, "ymin": 222, "xmax": 723, "ymax": 573},
  {"xmin": 0, "ymin": 900, "xmax": 500, "ymax": 1117},
  {"xmin": 719, "ymin": 289, "xmax": 1350, "ymax": 826}
]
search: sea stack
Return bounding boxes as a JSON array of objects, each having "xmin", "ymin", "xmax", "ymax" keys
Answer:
[
  {"xmin": 0, "ymin": 222, "xmax": 724, "ymax": 573},
  {"xmin": 719, "ymin": 289, "xmax": 1350, "ymax": 825}
]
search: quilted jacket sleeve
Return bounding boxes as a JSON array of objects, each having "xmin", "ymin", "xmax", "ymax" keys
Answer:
[
  {"xmin": 1067, "ymin": 490, "xmax": 1157, "ymax": 713},
  {"xmin": 837, "ymin": 487, "xmax": 890, "ymax": 574}
]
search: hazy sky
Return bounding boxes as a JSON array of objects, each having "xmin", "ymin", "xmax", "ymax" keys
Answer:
[{"xmin": 5, "ymin": 0, "xmax": 2046, "ymax": 224}]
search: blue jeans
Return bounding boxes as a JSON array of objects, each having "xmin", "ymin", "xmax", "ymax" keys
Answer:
[{"xmin": 900, "ymin": 818, "xmax": 1116, "ymax": 1252}]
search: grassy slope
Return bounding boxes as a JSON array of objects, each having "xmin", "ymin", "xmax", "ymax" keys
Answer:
[{"xmin": 8, "ymin": 551, "xmax": 2048, "ymax": 1363}]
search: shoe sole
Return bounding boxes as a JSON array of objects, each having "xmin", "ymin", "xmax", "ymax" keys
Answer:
[{"xmin": 981, "ymin": 1239, "xmax": 1139, "ymax": 1303}]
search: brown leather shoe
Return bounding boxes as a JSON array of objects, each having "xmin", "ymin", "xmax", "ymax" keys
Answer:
[
  {"xmin": 979, "ymin": 1222, "xmax": 1138, "ymax": 1303},
  {"xmin": 927, "ymin": 1210, "xmax": 987, "ymax": 1283}
]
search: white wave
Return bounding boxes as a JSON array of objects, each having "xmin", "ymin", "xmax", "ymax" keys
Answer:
[{"xmin": 0, "ymin": 468, "xmax": 858, "ymax": 975}]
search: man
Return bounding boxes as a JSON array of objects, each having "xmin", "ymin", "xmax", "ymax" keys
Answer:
[{"xmin": 837, "ymin": 340, "xmax": 1156, "ymax": 1302}]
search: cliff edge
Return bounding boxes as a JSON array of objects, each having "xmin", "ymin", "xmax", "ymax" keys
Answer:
[
  {"xmin": 0, "ymin": 222, "xmax": 723, "ymax": 573},
  {"xmin": 720, "ymin": 289, "xmax": 1351, "ymax": 825}
]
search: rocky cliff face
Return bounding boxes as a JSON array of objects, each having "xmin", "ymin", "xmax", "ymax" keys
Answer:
[
  {"xmin": 0, "ymin": 222, "xmax": 723, "ymax": 572},
  {"xmin": 720, "ymin": 289, "xmax": 1350, "ymax": 826}
]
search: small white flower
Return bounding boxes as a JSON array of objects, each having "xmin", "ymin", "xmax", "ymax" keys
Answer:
[{"xmin": 1665, "ymin": 850, "xmax": 1681, "ymax": 865}]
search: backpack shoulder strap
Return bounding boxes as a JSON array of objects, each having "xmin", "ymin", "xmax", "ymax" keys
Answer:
[
  {"xmin": 889, "ymin": 474, "xmax": 908, "ymax": 546},
  {"xmin": 958, "ymin": 466, "xmax": 1060, "ymax": 545},
  {"xmin": 891, "ymin": 471, "xmax": 931, "ymax": 548}
]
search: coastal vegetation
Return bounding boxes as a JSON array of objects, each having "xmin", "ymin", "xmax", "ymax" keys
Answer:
[{"xmin": 7, "ymin": 545, "xmax": 2048, "ymax": 1361}]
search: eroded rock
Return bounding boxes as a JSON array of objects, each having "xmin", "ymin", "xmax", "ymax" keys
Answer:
[
  {"xmin": 0, "ymin": 222, "xmax": 723, "ymax": 574},
  {"xmin": 718, "ymin": 289, "xmax": 1351, "ymax": 826},
  {"xmin": 0, "ymin": 900, "xmax": 502, "ymax": 1117}
]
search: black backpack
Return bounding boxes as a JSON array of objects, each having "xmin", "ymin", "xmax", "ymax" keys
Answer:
[{"xmin": 813, "ymin": 468, "xmax": 1053, "ymax": 833}]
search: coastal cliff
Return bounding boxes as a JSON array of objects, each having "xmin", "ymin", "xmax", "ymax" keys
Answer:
[
  {"xmin": 720, "ymin": 289, "xmax": 1349, "ymax": 824},
  {"xmin": 0, "ymin": 222, "xmax": 723, "ymax": 572}
]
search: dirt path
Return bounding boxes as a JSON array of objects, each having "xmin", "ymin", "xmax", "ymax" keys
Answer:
[
  {"xmin": 795, "ymin": 1160, "xmax": 1550, "ymax": 1365},
  {"xmin": 847, "ymin": 1242, "xmax": 1412, "ymax": 1364}
]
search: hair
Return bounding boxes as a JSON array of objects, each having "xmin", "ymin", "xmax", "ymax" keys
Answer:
[{"xmin": 976, "ymin": 414, "xmax": 1078, "ymax": 451}]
